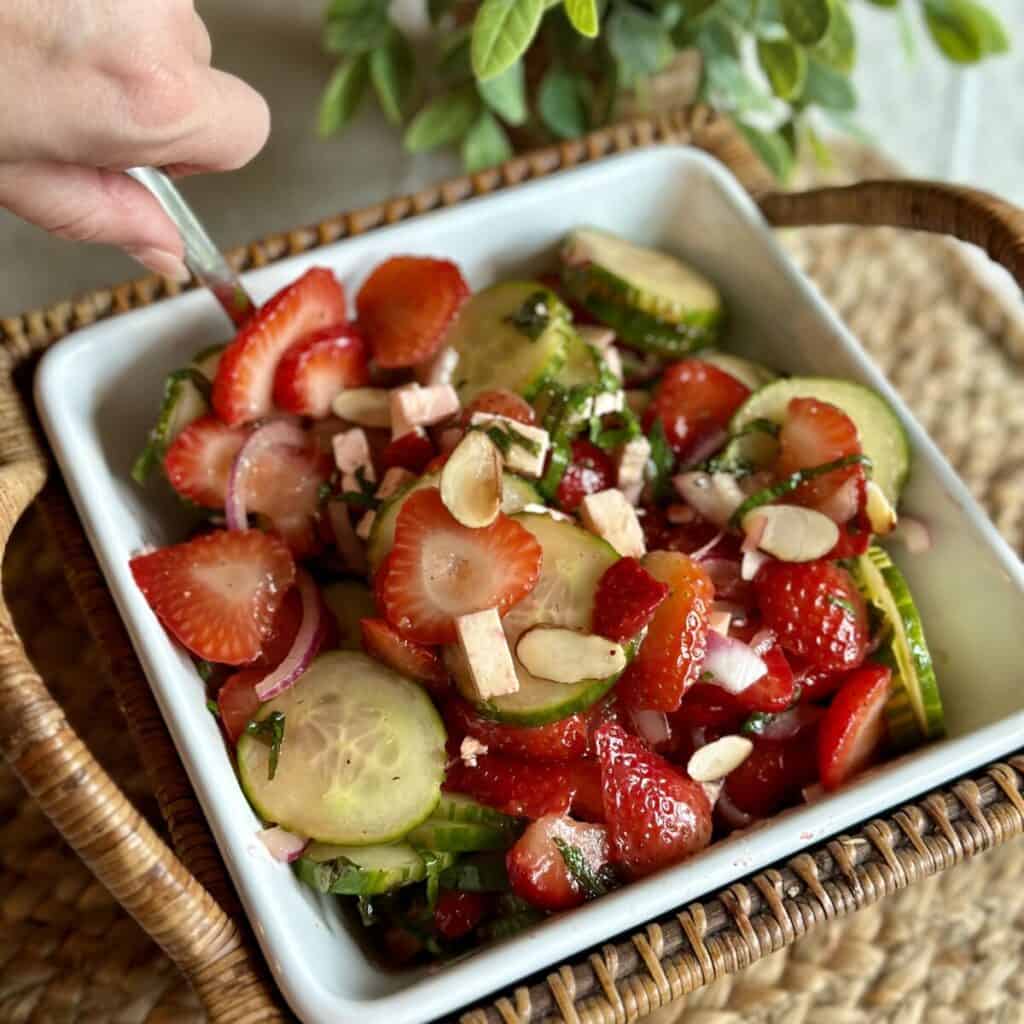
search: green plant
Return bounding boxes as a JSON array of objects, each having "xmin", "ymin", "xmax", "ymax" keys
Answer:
[{"xmin": 317, "ymin": 0, "xmax": 1010, "ymax": 179}]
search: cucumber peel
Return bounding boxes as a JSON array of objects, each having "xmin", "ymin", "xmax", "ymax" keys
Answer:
[
  {"xmin": 296, "ymin": 842, "xmax": 454, "ymax": 896},
  {"xmin": 406, "ymin": 818, "xmax": 512, "ymax": 853}
]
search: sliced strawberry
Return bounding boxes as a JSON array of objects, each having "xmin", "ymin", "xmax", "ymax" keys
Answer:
[
  {"xmin": 462, "ymin": 388, "xmax": 537, "ymax": 427},
  {"xmin": 378, "ymin": 488, "xmax": 542, "ymax": 644},
  {"xmin": 164, "ymin": 416, "xmax": 247, "ymax": 508},
  {"xmin": 615, "ymin": 552, "xmax": 713, "ymax": 712},
  {"xmin": 506, "ymin": 815, "xmax": 612, "ymax": 911},
  {"xmin": 443, "ymin": 751, "xmax": 574, "ymax": 819},
  {"xmin": 569, "ymin": 760, "xmax": 606, "ymax": 822},
  {"xmin": 555, "ymin": 440, "xmax": 616, "ymax": 512},
  {"xmin": 818, "ymin": 664, "xmax": 892, "ymax": 791},
  {"xmin": 444, "ymin": 697, "xmax": 588, "ymax": 762},
  {"xmin": 360, "ymin": 617, "xmax": 449, "ymax": 697},
  {"xmin": 213, "ymin": 268, "xmax": 347, "ymax": 425},
  {"xmin": 793, "ymin": 661, "xmax": 845, "ymax": 703},
  {"xmin": 643, "ymin": 359, "xmax": 750, "ymax": 461},
  {"xmin": 356, "ymin": 256, "xmax": 469, "ymax": 368},
  {"xmin": 381, "ymin": 430, "xmax": 436, "ymax": 475},
  {"xmin": 595, "ymin": 723, "xmax": 712, "ymax": 879},
  {"xmin": 217, "ymin": 668, "xmax": 263, "ymax": 743},
  {"xmin": 433, "ymin": 890, "xmax": 489, "ymax": 940},
  {"xmin": 593, "ymin": 556, "xmax": 670, "ymax": 643},
  {"xmin": 131, "ymin": 530, "xmax": 296, "ymax": 665},
  {"xmin": 732, "ymin": 644, "xmax": 796, "ymax": 713},
  {"xmin": 722, "ymin": 730, "xmax": 820, "ymax": 818},
  {"xmin": 754, "ymin": 560, "xmax": 869, "ymax": 673},
  {"xmin": 272, "ymin": 323, "xmax": 369, "ymax": 418}
]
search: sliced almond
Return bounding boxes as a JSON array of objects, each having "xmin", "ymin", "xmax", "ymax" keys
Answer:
[
  {"xmin": 455, "ymin": 609, "xmax": 520, "ymax": 698},
  {"xmin": 865, "ymin": 481, "xmax": 898, "ymax": 535},
  {"xmin": 742, "ymin": 505, "xmax": 839, "ymax": 562},
  {"xmin": 515, "ymin": 626, "xmax": 626, "ymax": 684},
  {"xmin": 673, "ymin": 471, "xmax": 746, "ymax": 528},
  {"xmin": 700, "ymin": 780, "xmax": 723, "ymax": 806},
  {"xmin": 687, "ymin": 735, "xmax": 753, "ymax": 783},
  {"xmin": 332, "ymin": 388, "xmax": 392, "ymax": 428},
  {"xmin": 440, "ymin": 430, "xmax": 503, "ymax": 528}
]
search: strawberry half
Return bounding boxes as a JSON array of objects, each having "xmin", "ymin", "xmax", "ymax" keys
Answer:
[
  {"xmin": 217, "ymin": 668, "xmax": 263, "ymax": 743},
  {"xmin": 818, "ymin": 663, "xmax": 892, "ymax": 791},
  {"xmin": 378, "ymin": 487, "xmax": 542, "ymax": 644},
  {"xmin": 592, "ymin": 556, "xmax": 670, "ymax": 643},
  {"xmin": 356, "ymin": 256, "xmax": 469, "ymax": 368},
  {"xmin": 506, "ymin": 815, "xmax": 612, "ymax": 911},
  {"xmin": 272, "ymin": 323, "xmax": 369, "ymax": 418},
  {"xmin": 164, "ymin": 416, "xmax": 247, "ymax": 508},
  {"xmin": 556, "ymin": 440, "xmax": 616, "ymax": 513},
  {"xmin": 732, "ymin": 644, "xmax": 796, "ymax": 713},
  {"xmin": 569, "ymin": 760, "xmax": 606, "ymax": 823},
  {"xmin": 444, "ymin": 697, "xmax": 589, "ymax": 762},
  {"xmin": 360, "ymin": 617, "xmax": 449, "ymax": 697},
  {"xmin": 433, "ymin": 890, "xmax": 489, "ymax": 940},
  {"xmin": 595, "ymin": 723, "xmax": 712, "ymax": 879},
  {"xmin": 721, "ymin": 729, "xmax": 820, "ymax": 819},
  {"xmin": 213, "ymin": 267, "xmax": 347, "ymax": 425},
  {"xmin": 131, "ymin": 530, "xmax": 296, "ymax": 665},
  {"xmin": 615, "ymin": 551, "xmax": 713, "ymax": 712},
  {"xmin": 381, "ymin": 429, "xmax": 436, "ymax": 475},
  {"xmin": 443, "ymin": 751, "xmax": 575, "ymax": 819}
]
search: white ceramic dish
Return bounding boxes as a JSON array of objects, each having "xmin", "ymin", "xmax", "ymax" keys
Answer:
[{"xmin": 35, "ymin": 146, "xmax": 1024, "ymax": 1024}]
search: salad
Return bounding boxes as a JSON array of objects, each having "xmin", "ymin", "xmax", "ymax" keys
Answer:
[{"xmin": 129, "ymin": 228, "xmax": 943, "ymax": 962}]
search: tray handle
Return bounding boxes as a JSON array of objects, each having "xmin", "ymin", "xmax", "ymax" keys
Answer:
[
  {"xmin": 0, "ymin": 374, "xmax": 284, "ymax": 1021},
  {"xmin": 758, "ymin": 179, "xmax": 1024, "ymax": 290}
]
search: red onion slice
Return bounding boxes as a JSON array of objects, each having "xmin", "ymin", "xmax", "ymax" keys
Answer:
[
  {"xmin": 226, "ymin": 420, "xmax": 308, "ymax": 531},
  {"xmin": 688, "ymin": 530, "xmax": 725, "ymax": 562},
  {"xmin": 629, "ymin": 709, "xmax": 671, "ymax": 747},
  {"xmin": 254, "ymin": 570, "xmax": 324, "ymax": 701},
  {"xmin": 717, "ymin": 788, "xmax": 756, "ymax": 831},
  {"xmin": 258, "ymin": 826, "xmax": 308, "ymax": 863},
  {"xmin": 702, "ymin": 631, "xmax": 767, "ymax": 694},
  {"xmin": 748, "ymin": 628, "xmax": 777, "ymax": 657},
  {"xmin": 682, "ymin": 428, "xmax": 729, "ymax": 469},
  {"xmin": 327, "ymin": 499, "xmax": 368, "ymax": 575},
  {"xmin": 816, "ymin": 474, "xmax": 861, "ymax": 524},
  {"xmin": 892, "ymin": 515, "xmax": 932, "ymax": 554},
  {"xmin": 755, "ymin": 703, "xmax": 824, "ymax": 741}
]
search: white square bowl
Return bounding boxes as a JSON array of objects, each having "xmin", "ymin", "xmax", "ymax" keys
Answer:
[{"xmin": 34, "ymin": 146, "xmax": 1024, "ymax": 1024}]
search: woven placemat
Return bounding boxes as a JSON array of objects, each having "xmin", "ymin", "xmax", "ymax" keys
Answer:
[{"xmin": 2, "ymin": 148, "xmax": 1022, "ymax": 1023}]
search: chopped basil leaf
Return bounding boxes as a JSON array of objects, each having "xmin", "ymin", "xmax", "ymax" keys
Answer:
[
  {"xmin": 552, "ymin": 838, "xmax": 617, "ymax": 899},
  {"xmin": 206, "ymin": 698, "xmax": 220, "ymax": 718},
  {"xmin": 742, "ymin": 711, "xmax": 773, "ymax": 736},
  {"xmin": 195, "ymin": 658, "xmax": 215, "ymax": 682},
  {"xmin": 647, "ymin": 419, "xmax": 675, "ymax": 501},
  {"xmin": 245, "ymin": 711, "xmax": 286, "ymax": 781}
]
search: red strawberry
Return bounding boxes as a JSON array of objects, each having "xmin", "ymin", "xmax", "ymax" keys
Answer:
[
  {"xmin": 381, "ymin": 429, "xmax": 436, "ymax": 475},
  {"xmin": 378, "ymin": 488, "xmax": 542, "ymax": 644},
  {"xmin": 722, "ymin": 731, "xmax": 820, "ymax": 818},
  {"xmin": 462, "ymin": 388, "xmax": 537, "ymax": 427},
  {"xmin": 569, "ymin": 760, "xmax": 606, "ymax": 822},
  {"xmin": 555, "ymin": 440, "xmax": 616, "ymax": 512},
  {"xmin": 360, "ymin": 618, "xmax": 449, "ymax": 696},
  {"xmin": 595, "ymin": 723, "xmax": 712, "ymax": 879},
  {"xmin": 131, "ymin": 530, "xmax": 296, "ymax": 665},
  {"xmin": 818, "ymin": 664, "xmax": 892, "ymax": 791},
  {"xmin": 776, "ymin": 397, "xmax": 864, "ymax": 518},
  {"xmin": 272, "ymin": 323, "xmax": 369, "ymax": 418},
  {"xmin": 443, "ymin": 752, "xmax": 574, "ymax": 819},
  {"xmin": 754, "ymin": 560, "xmax": 869, "ymax": 673},
  {"xmin": 217, "ymin": 669, "xmax": 263, "ymax": 743},
  {"xmin": 356, "ymin": 256, "xmax": 469, "ymax": 368},
  {"xmin": 164, "ymin": 416, "xmax": 247, "ymax": 508},
  {"xmin": 593, "ymin": 556, "xmax": 670, "ymax": 642},
  {"xmin": 506, "ymin": 815, "xmax": 612, "ymax": 911},
  {"xmin": 732, "ymin": 644, "xmax": 796, "ymax": 713},
  {"xmin": 433, "ymin": 890, "xmax": 489, "ymax": 940},
  {"xmin": 643, "ymin": 359, "xmax": 750, "ymax": 461},
  {"xmin": 444, "ymin": 697, "xmax": 588, "ymax": 762},
  {"xmin": 615, "ymin": 551, "xmax": 713, "ymax": 712},
  {"xmin": 250, "ymin": 586, "xmax": 302, "ymax": 670},
  {"xmin": 213, "ymin": 268, "xmax": 347, "ymax": 425},
  {"xmin": 793, "ymin": 661, "xmax": 845, "ymax": 703}
]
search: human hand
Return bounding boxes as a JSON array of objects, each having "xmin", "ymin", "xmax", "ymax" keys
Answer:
[{"xmin": 0, "ymin": 1, "xmax": 270, "ymax": 278}]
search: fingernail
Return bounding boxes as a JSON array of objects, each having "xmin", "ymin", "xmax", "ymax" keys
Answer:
[{"xmin": 131, "ymin": 247, "xmax": 191, "ymax": 284}]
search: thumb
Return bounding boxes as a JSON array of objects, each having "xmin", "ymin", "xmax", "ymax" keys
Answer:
[{"xmin": 0, "ymin": 160, "xmax": 189, "ymax": 279}]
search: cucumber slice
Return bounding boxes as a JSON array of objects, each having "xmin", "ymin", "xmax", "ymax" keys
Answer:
[
  {"xmin": 447, "ymin": 282, "xmax": 573, "ymax": 402},
  {"xmin": 237, "ymin": 651, "xmax": 447, "ymax": 844},
  {"xmin": 446, "ymin": 512, "xmax": 622, "ymax": 725},
  {"xmin": 730, "ymin": 378, "xmax": 910, "ymax": 505},
  {"xmin": 851, "ymin": 546, "xmax": 944, "ymax": 746},
  {"xmin": 321, "ymin": 580, "xmax": 377, "ymax": 650},
  {"xmin": 367, "ymin": 472, "xmax": 541, "ymax": 571},
  {"xmin": 296, "ymin": 842, "xmax": 454, "ymax": 896},
  {"xmin": 701, "ymin": 351, "xmax": 778, "ymax": 392},
  {"xmin": 406, "ymin": 818, "xmax": 512, "ymax": 852},
  {"xmin": 131, "ymin": 368, "xmax": 210, "ymax": 483},
  {"xmin": 192, "ymin": 343, "xmax": 225, "ymax": 379},
  {"xmin": 431, "ymin": 793, "xmax": 519, "ymax": 830},
  {"xmin": 553, "ymin": 329, "xmax": 605, "ymax": 390},
  {"xmin": 561, "ymin": 228, "xmax": 723, "ymax": 356}
]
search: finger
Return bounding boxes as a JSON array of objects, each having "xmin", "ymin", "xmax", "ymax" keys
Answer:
[
  {"xmin": 0, "ymin": 161, "xmax": 189, "ymax": 279},
  {"xmin": 191, "ymin": 11, "xmax": 213, "ymax": 65}
]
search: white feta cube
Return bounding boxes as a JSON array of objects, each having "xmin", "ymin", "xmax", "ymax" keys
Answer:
[
  {"xmin": 580, "ymin": 489, "xmax": 646, "ymax": 559},
  {"xmin": 332, "ymin": 388, "xmax": 392, "ymax": 428},
  {"xmin": 592, "ymin": 390, "xmax": 625, "ymax": 418},
  {"xmin": 455, "ymin": 608, "xmax": 520, "ymax": 699},
  {"xmin": 603, "ymin": 346, "xmax": 624, "ymax": 383},
  {"xmin": 459, "ymin": 736, "xmax": 489, "ymax": 768},
  {"xmin": 355, "ymin": 510, "xmax": 376, "ymax": 541},
  {"xmin": 616, "ymin": 435, "xmax": 650, "ymax": 506},
  {"xmin": 332, "ymin": 428, "xmax": 376, "ymax": 483},
  {"xmin": 469, "ymin": 413, "xmax": 550, "ymax": 478},
  {"xmin": 390, "ymin": 384, "xmax": 460, "ymax": 438},
  {"xmin": 376, "ymin": 467, "xmax": 415, "ymax": 501}
]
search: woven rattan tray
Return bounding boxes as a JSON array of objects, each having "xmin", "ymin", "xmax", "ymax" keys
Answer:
[{"xmin": 2, "ymin": 106, "xmax": 1023, "ymax": 1024}]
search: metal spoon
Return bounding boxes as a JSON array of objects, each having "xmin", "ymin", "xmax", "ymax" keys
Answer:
[{"xmin": 126, "ymin": 166, "xmax": 254, "ymax": 327}]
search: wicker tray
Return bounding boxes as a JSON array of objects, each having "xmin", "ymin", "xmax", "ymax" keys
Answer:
[{"xmin": 1, "ymin": 106, "xmax": 1023, "ymax": 1024}]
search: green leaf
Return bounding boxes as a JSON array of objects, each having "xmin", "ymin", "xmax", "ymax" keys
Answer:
[
  {"xmin": 607, "ymin": 6, "xmax": 673, "ymax": 83},
  {"xmin": 802, "ymin": 56, "xmax": 856, "ymax": 110},
  {"xmin": 370, "ymin": 31, "xmax": 416, "ymax": 124},
  {"xmin": 538, "ymin": 67, "xmax": 588, "ymax": 139},
  {"xmin": 552, "ymin": 838, "xmax": 618, "ymax": 899},
  {"xmin": 404, "ymin": 89, "xmax": 479, "ymax": 152},
  {"xmin": 245, "ymin": 712, "xmax": 286, "ymax": 781},
  {"xmin": 805, "ymin": 122, "xmax": 834, "ymax": 169},
  {"xmin": 812, "ymin": 0, "xmax": 856, "ymax": 72},
  {"xmin": 461, "ymin": 111, "xmax": 514, "ymax": 171},
  {"xmin": 471, "ymin": 0, "xmax": 545, "ymax": 81},
  {"xmin": 698, "ymin": 18, "xmax": 741, "ymax": 61},
  {"xmin": 781, "ymin": 0, "xmax": 832, "ymax": 45},
  {"xmin": 736, "ymin": 120, "xmax": 794, "ymax": 181},
  {"xmin": 863, "ymin": 0, "xmax": 899, "ymax": 6},
  {"xmin": 318, "ymin": 56, "xmax": 370, "ymax": 137},
  {"xmin": 682, "ymin": 0, "xmax": 723, "ymax": 15},
  {"xmin": 437, "ymin": 31, "xmax": 473, "ymax": 82},
  {"xmin": 478, "ymin": 60, "xmax": 527, "ymax": 125},
  {"xmin": 647, "ymin": 419, "xmax": 675, "ymax": 500},
  {"xmin": 703, "ymin": 55, "xmax": 776, "ymax": 114},
  {"xmin": 324, "ymin": 0, "xmax": 391, "ymax": 54},
  {"xmin": 922, "ymin": 0, "xmax": 1009, "ymax": 63},
  {"xmin": 565, "ymin": 0, "xmax": 600, "ymax": 37},
  {"xmin": 756, "ymin": 37, "xmax": 807, "ymax": 99}
]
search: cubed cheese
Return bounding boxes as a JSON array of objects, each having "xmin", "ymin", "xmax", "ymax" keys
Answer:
[
  {"xmin": 459, "ymin": 736, "xmax": 488, "ymax": 768},
  {"xmin": 355, "ymin": 510, "xmax": 376, "ymax": 541},
  {"xmin": 469, "ymin": 413, "xmax": 550, "ymax": 478},
  {"xmin": 333, "ymin": 428, "xmax": 376, "ymax": 483},
  {"xmin": 580, "ymin": 489, "xmax": 646, "ymax": 559},
  {"xmin": 332, "ymin": 388, "xmax": 392, "ymax": 428},
  {"xmin": 376, "ymin": 467, "xmax": 415, "ymax": 501},
  {"xmin": 390, "ymin": 384, "xmax": 460, "ymax": 438},
  {"xmin": 616, "ymin": 435, "xmax": 650, "ymax": 506},
  {"xmin": 455, "ymin": 608, "xmax": 520, "ymax": 698},
  {"xmin": 592, "ymin": 390, "xmax": 625, "ymax": 418}
]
